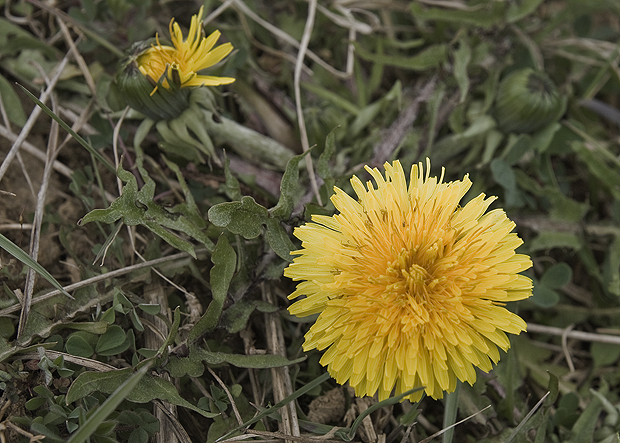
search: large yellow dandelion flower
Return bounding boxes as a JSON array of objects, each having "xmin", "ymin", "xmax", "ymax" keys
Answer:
[
  {"xmin": 284, "ymin": 160, "xmax": 532, "ymax": 402},
  {"xmin": 137, "ymin": 6, "xmax": 235, "ymax": 90}
]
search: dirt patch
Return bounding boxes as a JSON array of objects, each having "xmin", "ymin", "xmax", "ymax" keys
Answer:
[
  {"xmin": 307, "ymin": 386, "xmax": 347, "ymax": 424},
  {"xmin": 0, "ymin": 131, "xmax": 72, "ymax": 286}
]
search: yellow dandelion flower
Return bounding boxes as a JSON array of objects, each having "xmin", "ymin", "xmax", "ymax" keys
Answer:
[
  {"xmin": 284, "ymin": 160, "xmax": 532, "ymax": 402},
  {"xmin": 137, "ymin": 6, "xmax": 235, "ymax": 90}
]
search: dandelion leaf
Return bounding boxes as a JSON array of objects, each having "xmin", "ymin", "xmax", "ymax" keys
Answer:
[
  {"xmin": 79, "ymin": 159, "xmax": 214, "ymax": 258},
  {"xmin": 208, "ymin": 196, "xmax": 268, "ymax": 239},
  {"xmin": 265, "ymin": 218, "xmax": 296, "ymax": 261},
  {"xmin": 270, "ymin": 151, "xmax": 308, "ymax": 220},
  {"xmin": 187, "ymin": 235, "xmax": 236, "ymax": 342},
  {"xmin": 66, "ymin": 368, "xmax": 218, "ymax": 418}
]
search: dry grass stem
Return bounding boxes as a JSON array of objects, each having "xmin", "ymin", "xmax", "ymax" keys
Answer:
[
  {"xmin": 239, "ymin": 430, "xmax": 344, "ymax": 443},
  {"xmin": 0, "ymin": 2, "xmax": 618, "ymax": 441},
  {"xmin": 294, "ymin": 0, "xmax": 322, "ymax": 206},
  {"xmin": 208, "ymin": 367, "xmax": 244, "ymax": 425},
  {"xmin": 17, "ymin": 89, "xmax": 63, "ymax": 338},
  {"xmin": 241, "ymin": 327, "xmax": 266, "ymax": 428},
  {"xmin": 417, "ymin": 405, "xmax": 492, "ymax": 443},
  {"xmin": 317, "ymin": 3, "xmax": 375, "ymax": 35},
  {"xmin": 57, "ymin": 18, "xmax": 97, "ymax": 97},
  {"xmin": 232, "ymin": 0, "xmax": 351, "ymax": 79},
  {"xmin": 0, "ymin": 124, "xmax": 73, "ymax": 177},
  {"xmin": 0, "ymin": 251, "xmax": 199, "ymax": 316},
  {"xmin": 143, "ymin": 282, "xmax": 181, "ymax": 443},
  {"xmin": 203, "ymin": 0, "xmax": 236, "ymax": 25},
  {"xmin": 0, "ymin": 224, "xmax": 33, "ymax": 231},
  {"xmin": 527, "ymin": 322, "xmax": 620, "ymax": 345},
  {"xmin": 15, "ymin": 152, "xmax": 36, "ymax": 198},
  {"xmin": 416, "ymin": 0, "xmax": 476, "ymax": 10},
  {"xmin": 561, "ymin": 324, "xmax": 576, "ymax": 373},
  {"xmin": 0, "ymin": 53, "xmax": 70, "ymax": 183},
  {"xmin": 18, "ymin": 350, "xmax": 117, "ymax": 371},
  {"xmin": 134, "ymin": 250, "xmax": 194, "ymax": 298},
  {"xmin": 371, "ymin": 77, "xmax": 436, "ymax": 167},
  {"xmin": 154, "ymin": 401, "xmax": 193, "ymax": 443},
  {"xmin": 263, "ymin": 283, "xmax": 300, "ymax": 442},
  {"xmin": 113, "ymin": 107, "xmax": 131, "ymax": 194}
]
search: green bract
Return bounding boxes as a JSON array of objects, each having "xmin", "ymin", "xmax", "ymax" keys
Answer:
[
  {"xmin": 116, "ymin": 44, "xmax": 192, "ymax": 121},
  {"xmin": 494, "ymin": 67, "xmax": 566, "ymax": 133}
]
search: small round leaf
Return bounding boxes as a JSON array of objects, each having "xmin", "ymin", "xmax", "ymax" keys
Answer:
[
  {"xmin": 66, "ymin": 335, "xmax": 95, "ymax": 358},
  {"xmin": 540, "ymin": 262, "xmax": 573, "ymax": 289},
  {"xmin": 531, "ymin": 284, "xmax": 560, "ymax": 308},
  {"xmin": 96, "ymin": 325, "xmax": 127, "ymax": 354}
]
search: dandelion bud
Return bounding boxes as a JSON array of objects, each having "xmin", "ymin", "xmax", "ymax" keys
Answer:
[
  {"xmin": 116, "ymin": 6, "xmax": 235, "ymax": 121},
  {"xmin": 494, "ymin": 68, "xmax": 566, "ymax": 133},
  {"xmin": 116, "ymin": 50, "xmax": 192, "ymax": 121}
]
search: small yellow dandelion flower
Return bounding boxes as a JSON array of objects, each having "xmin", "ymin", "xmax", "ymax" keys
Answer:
[
  {"xmin": 137, "ymin": 6, "xmax": 235, "ymax": 90},
  {"xmin": 284, "ymin": 160, "xmax": 532, "ymax": 402}
]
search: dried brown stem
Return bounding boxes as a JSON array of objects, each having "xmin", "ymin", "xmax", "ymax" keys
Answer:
[
  {"xmin": 527, "ymin": 322, "xmax": 620, "ymax": 345},
  {"xmin": 371, "ymin": 78, "xmax": 436, "ymax": 167},
  {"xmin": 0, "ymin": 251, "xmax": 200, "ymax": 316},
  {"xmin": 263, "ymin": 283, "xmax": 300, "ymax": 443}
]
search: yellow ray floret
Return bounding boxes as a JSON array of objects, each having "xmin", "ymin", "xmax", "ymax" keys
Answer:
[
  {"xmin": 137, "ymin": 6, "xmax": 235, "ymax": 90},
  {"xmin": 284, "ymin": 159, "xmax": 532, "ymax": 402}
]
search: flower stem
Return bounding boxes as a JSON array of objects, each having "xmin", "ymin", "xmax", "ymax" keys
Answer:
[
  {"xmin": 442, "ymin": 381, "xmax": 460, "ymax": 443},
  {"xmin": 201, "ymin": 109, "xmax": 296, "ymax": 170}
]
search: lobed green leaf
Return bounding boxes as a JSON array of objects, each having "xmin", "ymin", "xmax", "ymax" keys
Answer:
[
  {"xmin": 66, "ymin": 367, "xmax": 218, "ymax": 418},
  {"xmin": 187, "ymin": 236, "xmax": 236, "ymax": 342},
  {"xmin": 208, "ymin": 196, "xmax": 269, "ymax": 239}
]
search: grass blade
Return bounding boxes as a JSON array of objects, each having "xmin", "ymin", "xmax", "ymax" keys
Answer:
[
  {"xmin": 442, "ymin": 382, "xmax": 460, "ymax": 443},
  {"xmin": 18, "ymin": 84, "xmax": 115, "ymax": 173},
  {"xmin": 217, "ymin": 371, "xmax": 331, "ymax": 442},
  {"xmin": 66, "ymin": 364, "xmax": 150, "ymax": 443},
  {"xmin": 504, "ymin": 391, "xmax": 550, "ymax": 443},
  {"xmin": 346, "ymin": 386, "xmax": 425, "ymax": 441},
  {"xmin": 0, "ymin": 233, "xmax": 71, "ymax": 298}
]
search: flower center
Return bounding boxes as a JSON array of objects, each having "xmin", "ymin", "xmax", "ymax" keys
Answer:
[
  {"xmin": 402, "ymin": 263, "xmax": 432, "ymax": 292},
  {"xmin": 384, "ymin": 248, "xmax": 434, "ymax": 298}
]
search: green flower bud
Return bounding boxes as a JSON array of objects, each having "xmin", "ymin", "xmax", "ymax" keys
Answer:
[
  {"xmin": 115, "ymin": 6, "xmax": 235, "ymax": 122},
  {"xmin": 494, "ymin": 68, "xmax": 566, "ymax": 133},
  {"xmin": 116, "ymin": 44, "xmax": 192, "ymax": 121}
]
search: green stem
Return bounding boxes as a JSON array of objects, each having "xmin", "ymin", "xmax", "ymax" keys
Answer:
[
  {"xmin": 202, "ymin": 110, "xmax": 296, "ymax": 170},
  {"xmin": 217, "ymin": 371, "xmax": 331, "ymax": 441},
  {"xmin": 442, "ymin": 382, "xmax": 461, "ymax": 443}
]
